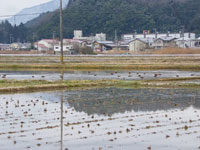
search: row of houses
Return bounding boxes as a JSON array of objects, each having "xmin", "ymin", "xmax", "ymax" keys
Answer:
[
  {"xmin": 1, "ymin": 30, "xmax": 200, "ymax": 53},
  {"xmin": 127, "ymin": 36, "xmax": 200, "ymax": 52},
  {"xmin": 0, "ymin": 43, "xmax": 31, "ymax": 50},
  {"xmin": 92, "ymin": 32, "xmax": 200, "ymax": 52},
  {"xmin": 35, "ymin": 30, "xmax": 106, "ymax": 53}
]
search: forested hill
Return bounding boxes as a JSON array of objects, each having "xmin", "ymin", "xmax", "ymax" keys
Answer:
[
  {"xmin": 31, "ymin": 0, "xmax": 200, "ymax": 39},
  {"xmin": 0, "ymin": 0, "xmax": 200, "ymax": 43}
]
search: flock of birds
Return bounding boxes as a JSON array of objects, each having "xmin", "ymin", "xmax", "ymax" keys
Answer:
[{"xmin": 0, "ymin": 72, "xmax": 197, "ymax": 80}]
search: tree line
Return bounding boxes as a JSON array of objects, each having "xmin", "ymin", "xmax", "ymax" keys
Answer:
[
  {"xmin": 0, "ymin": 21, "xmax": 29, "ymax": 43},
  {"xmin": 1, "ymin": 0, "xmax": 200, "ymax": 43}
]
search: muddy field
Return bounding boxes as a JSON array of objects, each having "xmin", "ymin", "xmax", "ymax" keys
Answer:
[{"xmin": 0, "ymin": 88, "xmax": 200, "ymax": 150}]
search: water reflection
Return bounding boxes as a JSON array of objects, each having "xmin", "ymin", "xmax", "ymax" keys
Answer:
[
  {"xmin": 60, "ymin": 71, "xmax": 64, "ymax": 80},
  {"xmin": 64, "ymin": 88, "xmax": 200, "ymax": 116},
  {"xmin": 0, "ymin": 88, "xmax": 200, "ymax": 150},
  {"xmin": 60, "ymin": 95, "xmax": 64, "ymax": 150}
]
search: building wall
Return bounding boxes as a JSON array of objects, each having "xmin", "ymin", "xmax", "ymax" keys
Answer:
[
  {"xmin": 74, "ymin": 30, "xmax": 83, "ymax": 38},
  {"xmin": 38, "ymin": 40, "xmax": 52, "ymax": 50},
  {"xmin": 152, "ymin": 39, "xmax": 163, "ymax": 49},
  {"xmin": 163, "ymin": 41, "xmax": 176, "ymax": 48},
  {"xmin": 95, "ymin": 33, "xmax": 106, "ymax": 41},
  {"xmin": 176, "ymin": 40, "xmax": 200, "ymax": 48},
  {"xmin": 38, "ymin": 47, "xmax": 48, "ymax": 51},
  {"xmin": 129, "ymin": 40, "xmax": 147, "ymax": 52},
  {"xmin": 54, "ymin": 45, "xmax": 72, "ymax": 52}
]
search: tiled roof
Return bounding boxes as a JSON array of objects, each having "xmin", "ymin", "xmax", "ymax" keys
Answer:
[{"xmin": 157, "ymin": 36, "xmax": 176, "ymax": 41}]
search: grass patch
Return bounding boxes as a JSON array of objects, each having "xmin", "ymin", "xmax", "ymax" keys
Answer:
[
  {"xmin": 0, "ymin": 63, "xmax": 200, "ymax": 70},
  {"xmin": 0, "ymin": 77, "xmax": 200, "ymax": 93}
]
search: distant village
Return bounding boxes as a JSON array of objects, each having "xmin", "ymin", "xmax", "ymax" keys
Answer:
[{"xmin": 0, "ymin": 30, "xmax": 200, "ymax": 54}]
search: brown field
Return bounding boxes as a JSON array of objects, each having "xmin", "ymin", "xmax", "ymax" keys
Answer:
[
  {"xmin": 0, "ymin": 54, "xmax": 200, "ymax": 70},
  {"xmin": 149, "ymin": 48, "xmax": 200, "ymax": 54}
]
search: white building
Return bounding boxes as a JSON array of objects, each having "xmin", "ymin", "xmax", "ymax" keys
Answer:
[
  {"xmin": 74, "ymin": 30, "xmax": 83, "ymax": 39},
  {"xmin": 95, "ymin": 33, "xmax": 106, "ymax": 41},
  {"xmin": 73, "ymin": 30, "xmax": 106, "ymax": 41},
  {"xmin": 122, "ymin": 32, "xmax": 196, "ymax": 41}
]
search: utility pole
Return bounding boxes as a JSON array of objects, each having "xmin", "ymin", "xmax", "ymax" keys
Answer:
[
  {"xmin": 115, "ymin": 30, "xmax": 118, "ymax": 50},
  {"xmin": 14, "ymin": 16, "xmax": 16, "ymax": 26},
  {"xmin": 60, "ymin": 0, "xmax": 64, "ymax": 64},
  {"xmin": 60, "ymin": 95, "xmax": 64, "ymax": 150},
  {"xmin": 36, "ymin": 34, "xmax": 38, "ymax": 50},
  {"xmin": 32, "ymin": 33, "xmax": 35, "ymax": 43},
  {"xmin": 181, "ymin": 26, "xmax": 185, "ymax": 38},
  {"xmin": 153, "ymin": 28, "xmax": 157, "ymax": 39},
  {"xmin": 134, "ymin": 30, "xmax": 137, "ymax": 39},
  {"xmin": 53, "ymin": 31, "xmax": 55, "ymax": 52},
  {"xmin": 10, "ymin": 34, "xmax": 12, "ymax": 44}
]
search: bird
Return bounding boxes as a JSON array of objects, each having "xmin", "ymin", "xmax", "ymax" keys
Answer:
[{"xmin": 2, "ymin": 74, "xmax": 6, "ymax": 78}]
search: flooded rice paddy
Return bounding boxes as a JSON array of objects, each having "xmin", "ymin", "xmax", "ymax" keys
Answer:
[
  {"xmin": 0, "ymin": 70, "xmax": 200, "ymax": 81},
  {"xmin": 0, "ymin": 88, "xmax": 200, "ymax": 150}
]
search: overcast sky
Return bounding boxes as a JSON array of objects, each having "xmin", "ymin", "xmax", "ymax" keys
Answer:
[{"xmin": 0, "ymin": 0, "xmax": 51, "ymax": 18}]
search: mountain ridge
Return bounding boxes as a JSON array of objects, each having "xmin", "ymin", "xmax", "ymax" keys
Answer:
[
  {"xmin": 6, "ymin": 0, "xmax": 69, "ymax": 25},
  {"xmin": 29, "ymin": 0, "xmax": 200, "ymax": 39}
]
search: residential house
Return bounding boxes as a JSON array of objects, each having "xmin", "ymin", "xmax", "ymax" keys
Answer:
[
  {"xmin": 63, "ymin": 39, "xmax": 87, "ymax": 48},
  {"xmin": 152, "ymin": 36, "xmax": 176, "ymax": 49},
  {"xmin": 0, "ymin": 44, "xmax": 10, "ymax": 50},
  {"xmin": 93, "ymin": 41, "xmax": 115, "ymax": 52},
  {"xmin": 10, "ymin": 43, "xmax": 23, "ymax": 50},
  {"xmin": 21, "ymin": 43, "xmax": 31, "ymax": 50},
  {"xmin": 128, "ymin": 38, "xmax": 149, "ymax": 52},
  {"xmin": 175, "ymin": 37, "xmax": 193, "ymax": 48},
  {"xmin": 37, "ymin": 39, "xmax": 59, "ymax": 51},
  {"xmin": 118, "ymin": 41, "xmax": 129, "ymax": 50},
  {"xmin": 175, "ymin": 37, "xmax": 200, "ymax": 48}
]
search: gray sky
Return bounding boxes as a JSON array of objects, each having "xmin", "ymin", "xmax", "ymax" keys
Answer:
[{"xmin": 0, "ymin": 0, "xmax": 51, "ymax": 18}]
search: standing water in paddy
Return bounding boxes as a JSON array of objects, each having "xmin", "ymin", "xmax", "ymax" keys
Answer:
[
  {"xmin": 1, "ymin": 70, "xmax": 200, "ymax": 81},
  {"xmin": 0, "ymin": 88, "xmax": 200, "ymax": 150}
]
